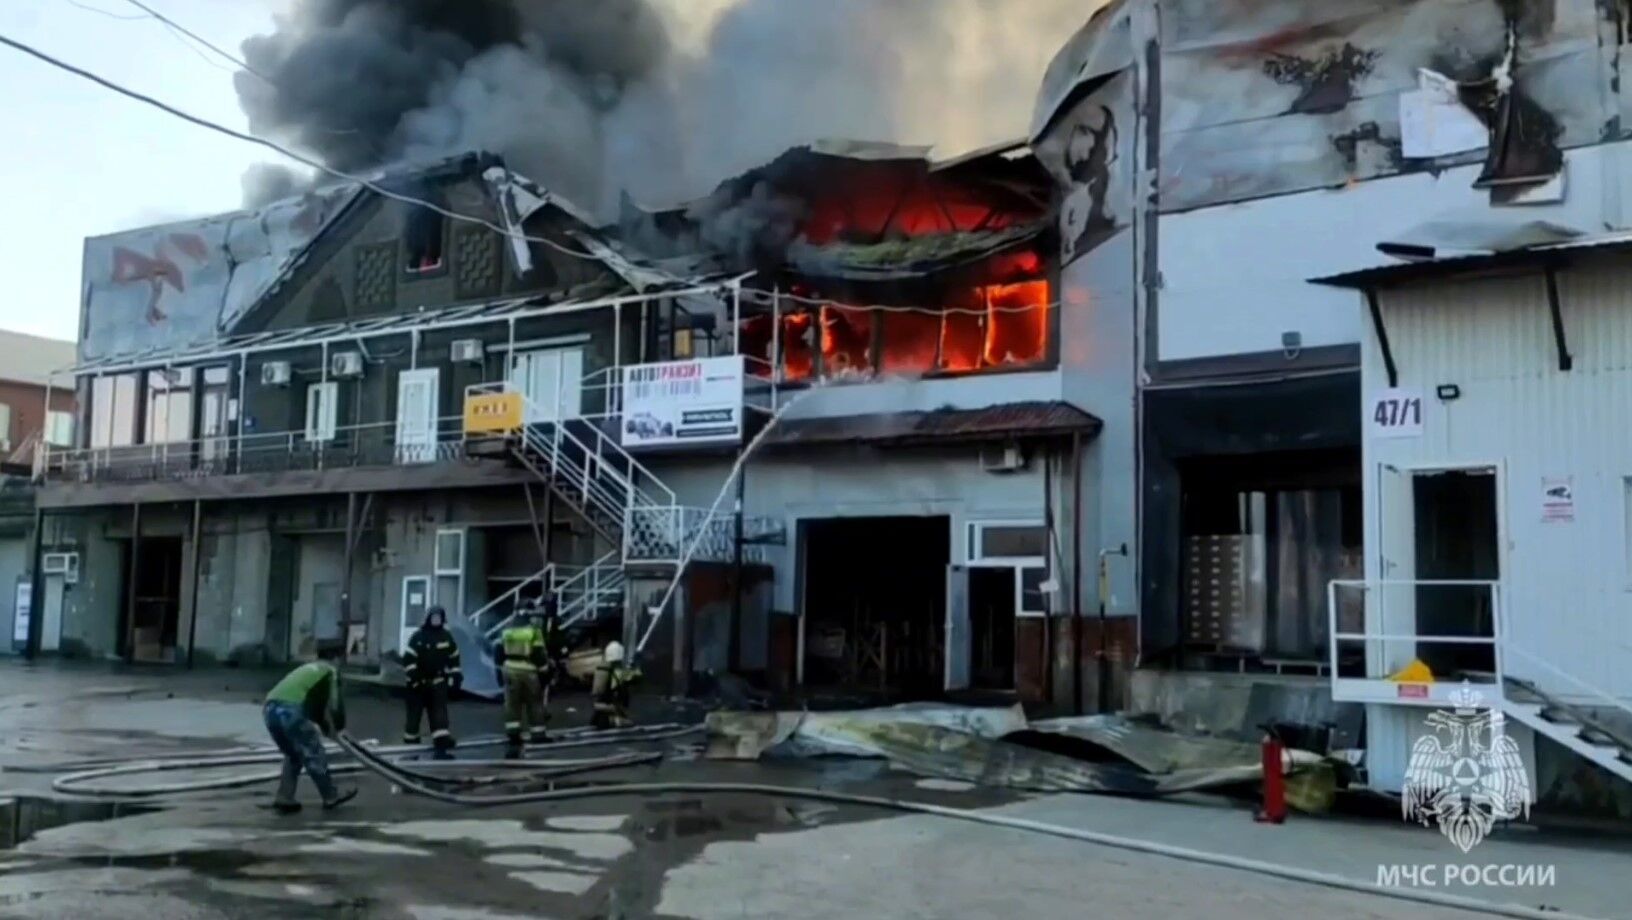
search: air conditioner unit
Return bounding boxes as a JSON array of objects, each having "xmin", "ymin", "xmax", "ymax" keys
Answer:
[
  {"xmin": 450, "ymin": 339, "xmax": 484, "ymax": 364},
  {"xmin": 43, "ymin": 551, "xmax": 80, "ymax": 585},
  {"xmin": 261, "ymin": 361, "xmax": 291, "ymax": 387},
  {"xmin": 329, "ymin": 351, "xmax": 364, "ymax": 378},
  {"xmin": 979, "ymin": 443, "xmax": 1028, "ymax": 474}
]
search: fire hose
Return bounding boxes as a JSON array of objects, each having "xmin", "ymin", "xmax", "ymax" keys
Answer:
[
  {"xmin": 332, "ymin": 732, "xmax": 1599, "ymax": 920},
  {"xmin": 41, "ymin": 724, "xmax": 697, "ymax": 798}
]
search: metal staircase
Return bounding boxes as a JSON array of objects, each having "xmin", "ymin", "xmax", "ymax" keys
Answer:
[{"xmin": 1498, "ymin": 646, "xmax": 1632, "ymax": 787}]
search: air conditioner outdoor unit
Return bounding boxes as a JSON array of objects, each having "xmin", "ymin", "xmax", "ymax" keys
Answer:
[
  {"xmin": 979, "ymin": 443, "xmax": 1028, "ymax": 474},
  {"xmin": 261, "ymin": 361, "xmax": 291, "ymax": 387},
  {"xmin": 329, "ymin": 351, "xmax": 364, "ymax": 378},
  {"xmin": 450, "ymin": 339, "xmax": 484, "ymax": 364},
  {"xmin": 43, "ymin": 551, "xmax": 80, "ymax": 585}
]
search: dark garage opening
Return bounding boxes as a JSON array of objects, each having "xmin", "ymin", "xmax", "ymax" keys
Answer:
[
  {"xmin": 120, "ymin": 536, "xmax": 184, "ymax": 664},
  {"xmin": 802, "ymin": 516, "xmax": 950, "ymax": 697}
]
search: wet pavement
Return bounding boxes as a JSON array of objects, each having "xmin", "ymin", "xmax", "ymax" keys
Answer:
[{"xmin": 0, "ymin": 660, "xmax": 1617, "ymax": 918}]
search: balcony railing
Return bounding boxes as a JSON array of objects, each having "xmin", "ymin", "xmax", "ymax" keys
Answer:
[{"xmin": 36, "ymin": 415, "xmax": 470, "ymax": 486}]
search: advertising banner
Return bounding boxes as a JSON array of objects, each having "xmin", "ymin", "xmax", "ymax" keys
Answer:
[{"xmin": 621, "ymin": 356, "xmax": 745, "ymax": 449}]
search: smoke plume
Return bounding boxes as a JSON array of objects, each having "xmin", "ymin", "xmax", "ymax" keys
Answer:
[{"xmin": 237, "ymin": 0, "xmax": 1087, "ymax": 216}]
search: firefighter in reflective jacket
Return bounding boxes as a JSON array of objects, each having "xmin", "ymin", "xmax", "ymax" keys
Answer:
[
  {"xmin": 402, "ymin": 606, "xmax": 462, "ymax": 759},
  {"xmin": 592, "ymin": 641, "xmax": 641, "ymax": 729},
  {"xmin": 495, "ymin": 604, "xmax": 550, "ymax": 758}
]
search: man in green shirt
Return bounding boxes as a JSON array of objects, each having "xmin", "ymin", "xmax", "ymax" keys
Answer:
[{"xmin": 263, "ymin": 643, "xmax": 357, "ymax": 813}]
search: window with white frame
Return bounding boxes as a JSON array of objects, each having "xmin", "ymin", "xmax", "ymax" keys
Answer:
[
  {"xmin": 0, "ymin": 402, "xmax": 11, "ymax": 452},
  {"xmin": 305, "ymin": 382, "xmax": 338, "ymax": 443},
  {"xmin": 433, "ymin": 528, "xmax": 465, "ymax": 619},
  {"xmin": 45, "ymin": 410, "xmax": 74, "ymax": 447},
  {"xmin": 967, "ymin": 520, "xmax": 1051, "ymax": 617}
]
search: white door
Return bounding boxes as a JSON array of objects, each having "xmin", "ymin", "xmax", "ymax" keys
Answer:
[
  {"xmin": 40, "ymin": 574, "xmax": 65, "ymax": 653},
  {"xmin": 1375, "ymin": 463, "xmax": 1417, "ymax": 676},
  {"xmin": 944, "ymin": 564, "xmax": 971, "ymax": 691},
  {"xmin": 395, "ymin": 368, "xmax": 440, "ymax": 464},
  {"xmin": 509, "ymin": 349, "xmax": 584, "ymax": 423}
]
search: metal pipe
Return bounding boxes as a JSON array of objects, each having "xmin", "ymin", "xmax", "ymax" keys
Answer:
[
  {"xmin": 729, "ymin": 454, "xmax": 747, "ymax": 672},
  {"xmin": 23, "ymin": 507, "xmax": 44, "ymax": 659},
  {"xmin": 185, "ymin": 499, "xmax": 203, "ymax": 668},
  {"xmin": 125, "ymin": 503, "xmax": 141, "ymax": 661},
  {"xmin": 234, "ymin": 356, "xmax": 247, "ymax": 474},
  {"xmin": 1042, "ymin": 444, "xmax": 1055, "ymax": 704},
  {"xmin": 1070, "ymin": 431, "xmax": 1084, "ymax": 716}
]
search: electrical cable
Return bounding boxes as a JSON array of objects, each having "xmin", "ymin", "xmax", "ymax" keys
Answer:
[
  {"xmin": 0, "ymin": 30, "xmax": 602, "ymax": 261},
  {"xmin": 338, "ymin": 734, "xmax": 1600, "ymax": 920}
]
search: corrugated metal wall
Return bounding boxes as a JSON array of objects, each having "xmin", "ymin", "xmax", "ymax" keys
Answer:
[{"xmin": 1364, "ymin": 259, "xmax": 1632, "ymax": 701}]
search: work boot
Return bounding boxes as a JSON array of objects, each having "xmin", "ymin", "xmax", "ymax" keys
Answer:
[
  {"xmin": 322, "ymin": 788, "xmax": 359, "ymax": 811},
  {"xmin": 432, "ymin": 749, "xmax": 455, "ymax": 761},
  {"xmin": 528, "ymin": 729, "xmax": 550, "ymax": 746},
  {"xmin": 271, "ymin": 801, "xmax": 302, "ymax": 815}
]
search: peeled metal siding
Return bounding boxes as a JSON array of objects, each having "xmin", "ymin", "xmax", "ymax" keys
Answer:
[{"xmin": 1365, "ymin": 265, "xmax": 1632, "ymax": 701}]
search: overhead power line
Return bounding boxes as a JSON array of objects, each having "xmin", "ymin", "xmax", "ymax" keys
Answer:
[
  {"xmin": 119, "ymin": 0, "xmax": 267, "ymax": 80},
  {"xmin": 0, "ymin": 29, "xmax": 600, "ymax": 261}
]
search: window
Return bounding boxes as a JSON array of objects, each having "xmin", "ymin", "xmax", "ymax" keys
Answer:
[
  {"xmin": 45, "ymin": 411, "xmax": 74, "ymax": 448},
  {"xmin": 404, "ymin": 204, "xmax": 446, "ymax": 274},
  {"xmin": 968, "ymin": 522, "xmax": 1048, "ymax": 563},
  {"xmin": 198, "ymin": 366, "xmax": 231, "ymax": 462},
  {"xmin": 0, "ymin": 402, "xmax": 11, "ymax": 452},
  {"xmin": 1019, "ymin": 565, "xmax": 1049, "ymax": 615},
  {"xmin": 434, "ymin": 528, "xmax": 465, "ymax": 619},
  {"xmin": 305, "ymin": 382, "xmax": 338, "ymax": 443},
  {"xmin": 90, "ymin": 373, "xmax": 139, "ymax": 448},
  {"xmin": 144, "ymin": 368, "xmax": 194, "ymax": 444}
]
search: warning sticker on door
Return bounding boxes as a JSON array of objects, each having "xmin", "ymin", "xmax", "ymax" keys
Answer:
[{"xmin": 1540, "ymin": 476, "xmax": 1574, "ymax": 523}]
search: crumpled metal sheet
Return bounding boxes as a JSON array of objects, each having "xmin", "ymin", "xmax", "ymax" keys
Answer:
[
  {"xmin": 704, "ymin": 703, "xmax": 1029, "ymax": 760},
  {"xmin": 708, "ymin": 706, "xmax": 1333, "ymax": 807}
]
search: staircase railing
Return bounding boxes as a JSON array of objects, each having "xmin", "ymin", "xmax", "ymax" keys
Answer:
[
  {"xmin": 467, "ymin": 564, "xmax": 555, "ymax": 642},
  {"xmin": 557, "ymin": 549, "xmax": 627, "ymax": 628}
]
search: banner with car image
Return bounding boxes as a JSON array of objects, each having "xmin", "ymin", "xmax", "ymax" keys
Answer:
[{"xmin": 620, "ymin": 355, "xmax": 745, "ymax": 449}]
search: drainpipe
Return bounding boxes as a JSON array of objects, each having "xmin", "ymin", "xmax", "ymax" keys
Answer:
[
  {"xmin": 729, "ymin": 455, "xmax": 746, "ymax": 673},
  {"xmin": 125, "ymin": 502, "xmax": 141, "ymax": 661},
  {"xmin": 23, "ymin": 507, "xmax": 44, "ymax": 659},
  {"xmin": 339, "ymin": 492, "xmax": 357, "ymax": 665},
  {"xmin": 1042, "ymin": 443, "xmax": 1055, "ymax": 705},
  {"xmin": 1071, "ymin": 432, "xmax": 1084, "ymax": 716},
  {"xmin": 185, "ymin": 499, "xmax": 203, "ymax": 668}
]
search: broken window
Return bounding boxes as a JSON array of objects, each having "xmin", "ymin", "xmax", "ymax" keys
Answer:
[
  {"xmin": 820, "ymin": 305, "xmax": 873, "ymax": 378},
  {"xmin": 983, "ymin": 281, "xmax": 1051, "ymax": 368},
  {"xmin": 404, "ymin": 204, "xmax": 446, "ymax": 274},
  {"xmin": 879, "ymin": 310, "xmax": 940, "ymax": 376}
]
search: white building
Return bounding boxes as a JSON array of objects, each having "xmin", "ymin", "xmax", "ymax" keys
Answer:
[{"xmin": 1318, "ymin": 238, "xmax": 1632, "ymax": 803}]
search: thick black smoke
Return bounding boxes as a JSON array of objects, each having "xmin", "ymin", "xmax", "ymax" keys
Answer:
[
  {"xmin": 237, "ymin": 0, "xmax": 668, "ymax": 207},
  {"xmin": 236, "ymin": 0, "xmax": 1088, "ymax": 223}
]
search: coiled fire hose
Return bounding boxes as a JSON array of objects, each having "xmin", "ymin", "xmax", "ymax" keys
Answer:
[{"xmin": 332, "ymin": 732, "xmax": 1599, "ymax": 920}]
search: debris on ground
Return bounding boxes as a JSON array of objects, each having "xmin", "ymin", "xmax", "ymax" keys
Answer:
[{"xmin": 706, "ymin": 706, "xmax": 1335, "ymax": 811}]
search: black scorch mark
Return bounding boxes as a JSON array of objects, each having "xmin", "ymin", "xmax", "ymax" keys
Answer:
[{"xmin": 1263, "ymin": 43, "xmax": 1381, "ymax": 115}]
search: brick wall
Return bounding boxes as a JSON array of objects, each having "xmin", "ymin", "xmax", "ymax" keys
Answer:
[{"xmin": 0, "ymin": 381, "xmax": 75, "ymax": 466}]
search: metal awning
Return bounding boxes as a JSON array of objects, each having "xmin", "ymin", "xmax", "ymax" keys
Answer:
[
  {"xmin": 1309, "ymin": 231, "xmax": 1632, "ymax": 289},
  {"xmin": 765, "ymin": 400, "xmax": 1102, "ymax": 448},
  {"xmin": 59, "ymin": 279, "xmax": 745, "ymax": 378}
]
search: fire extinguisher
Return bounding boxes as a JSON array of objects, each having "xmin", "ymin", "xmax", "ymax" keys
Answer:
[{"xmin": 1254, "ymin": 723, "xmax": 1287, "ymax": 825}]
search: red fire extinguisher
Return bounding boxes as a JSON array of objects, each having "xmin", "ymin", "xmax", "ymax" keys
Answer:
[{"xmin": 1254, "ymin": 724, "xmax": 1287, "ymax": 825}]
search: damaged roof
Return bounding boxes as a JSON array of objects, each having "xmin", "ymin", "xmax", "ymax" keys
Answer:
[
  {"xmin": 766, "ymin": 400, "xmax": 1101, "ymax": 449},
  {"xmin": 78, "ymin": 153, "xmax": 615, "ymax": 365},
  {"xmin": 786, "ymin": 222, "xmax": 1048, "ymax": 282}
]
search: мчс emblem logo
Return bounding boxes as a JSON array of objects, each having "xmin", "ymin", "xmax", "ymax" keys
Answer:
[{"xmin": 1402, "ymin": 683, "xmax": 1532, "ymax": 853}]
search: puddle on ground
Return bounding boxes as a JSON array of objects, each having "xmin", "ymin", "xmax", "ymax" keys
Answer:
[{"xmin": 0, "ymin": 795, "xmax": 156, "ymax": 850}]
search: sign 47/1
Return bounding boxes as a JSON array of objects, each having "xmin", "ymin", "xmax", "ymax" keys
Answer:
[
  {"xmin": 1369, "ymin": 387, "xmax": 1425, "ymax": 438},
  {"xmin": 1374, "ymin": 395, "xmax": 1422, "ymax": 428}
]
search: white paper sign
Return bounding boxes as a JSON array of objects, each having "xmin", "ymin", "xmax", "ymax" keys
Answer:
[
  {"xmin": 12, "ymin": 580, "xmax": 32, "ymax": 644},
  {"xmin": 1541, "ymin": 476, "xmax": 1575, "ymax": 523},
  {"xmin": 1369, "ymin": 388, "xmax": 1424, "ymax": 439},
  {"xmin": 621, "ymin": 355, "xmax": 745, "ymax": 449}
]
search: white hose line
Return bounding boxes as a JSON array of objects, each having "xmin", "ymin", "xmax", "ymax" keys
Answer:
[
  {"xmin": 340, "ymin": 734, "xmax": 1600, "ymax": 920},
  {"xmin": 13, "ymin": 723, "xmax": 701, "ymax": 776},
  {"xmin": 48, "ymin": 729, "xmax": 691, "ymax": 797}
]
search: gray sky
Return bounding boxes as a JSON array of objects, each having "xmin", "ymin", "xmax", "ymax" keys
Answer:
[{"xmin": 0, "ymin": 0, "xmax": 287, "ymax": 343}]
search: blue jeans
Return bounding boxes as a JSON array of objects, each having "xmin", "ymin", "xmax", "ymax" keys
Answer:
[{"xmin": 263, "ymin": 700, "xmax": 338, "ymax": 803}]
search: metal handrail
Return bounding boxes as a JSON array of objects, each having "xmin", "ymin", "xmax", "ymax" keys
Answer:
[
  {"xmin": 1327, "ymin": 578, "xmax": 1506, "ymax": 693},
  {"xmin": 1502, "ymin": 642, "xmax": 1632, "ymax": 720},
  {"xmin": 467, "ymin": 563, "xmax": 554, "ymax": 639}
]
